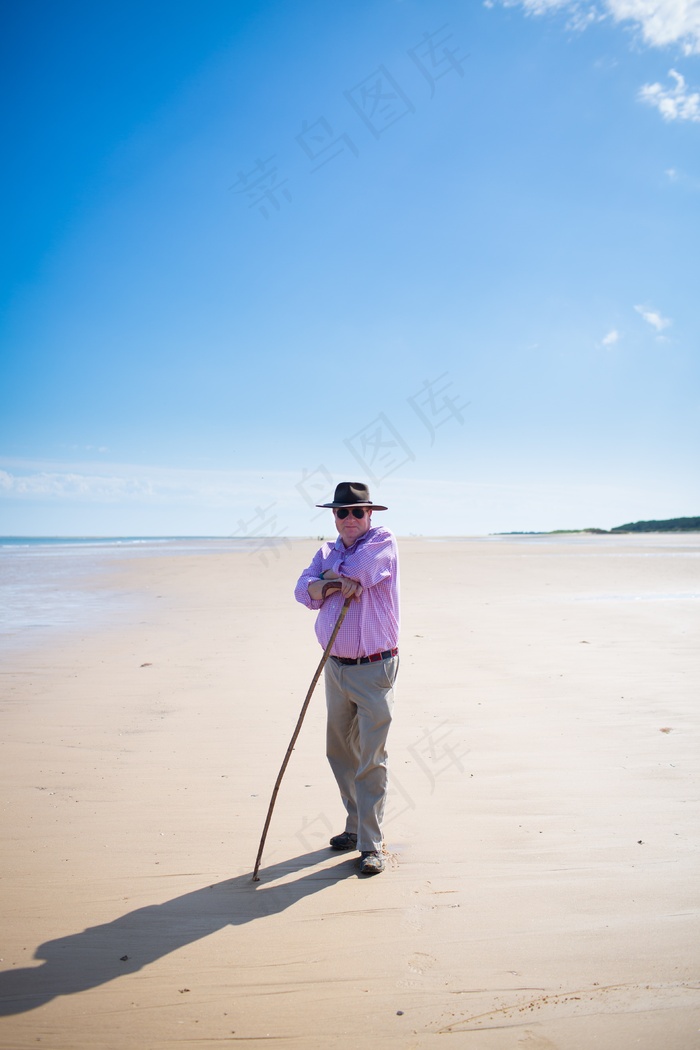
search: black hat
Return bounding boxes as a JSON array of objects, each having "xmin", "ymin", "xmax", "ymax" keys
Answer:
[{"xmin": 316, "ymin": 481, "xmax": 387, "ymax": 510}]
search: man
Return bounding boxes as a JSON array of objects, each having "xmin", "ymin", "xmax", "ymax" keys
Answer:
[{"xmin": 294, "ymin": 481, "xmax": 399, "ymax": 876}]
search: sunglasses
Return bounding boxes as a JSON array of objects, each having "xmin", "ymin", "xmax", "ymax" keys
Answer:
[{"xmin": 335, "ymin": 507, "xmax": 368, "ymax": 519}]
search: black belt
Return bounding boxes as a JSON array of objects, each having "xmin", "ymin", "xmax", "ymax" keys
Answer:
[{"xmin": 331, "ymin": 647, "xmax": 398, "ymax": 666}]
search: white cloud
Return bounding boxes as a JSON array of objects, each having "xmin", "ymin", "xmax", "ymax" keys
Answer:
[
  {"xmin": 0, "ymin": 461, "xmax": 349, "ymax": 537},
  {"xmin": 0, "ymin": 462, "xmax": 294, "ymax": 507},
  {"xmin": 602, "ymin": 328, "xmax": 620, "ymax": 345},
  {"xmin": 0, "ymin": 470, "xmax": 156, "ymax": 501},
  {"xmin": 503, "ymin": 0, "xmax": 574, "ymax": 11},
  {"xmin": 662, "ymin": 165, "xmax": 700, "ymax": 188},
  {"xmin": 607, "ymin": 0, "xmax": 700, "ymax": 54},
  {"xmin": 634, "ymin": 304, "xmax": 672, "ymax": 330},
  {"xmin": 65, "ymin": 444, "xmax": 111, "ymax": 454},
  {"xmin": 485, "ymin": 0, "xmax": 603, "ymax": 32},
  {"xmin": 487, "ymin": 0, "xmax": 700, "ymax": 53},
  {"xmin": 639, "ymin": 68, "xmax": 700, "ymax": 121}
]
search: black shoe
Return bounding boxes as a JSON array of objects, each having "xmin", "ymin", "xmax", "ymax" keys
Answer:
[
  {"xmin": 359, "ymin": 850, "xmax": 385, "ymax": 875},
  {"xmin": 329, "ymin": 831, "xmax": 358, "ymax": 851}
]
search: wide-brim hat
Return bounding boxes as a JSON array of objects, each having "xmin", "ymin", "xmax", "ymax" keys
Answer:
[{"xmin": 316, "ymin": 481, "xmax": 387, "ymax": 511}]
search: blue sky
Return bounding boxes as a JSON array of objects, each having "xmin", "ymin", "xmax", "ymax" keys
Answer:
[{"xmin": 1, "ymin": 0, "xmax": 698, "ymax": 536}]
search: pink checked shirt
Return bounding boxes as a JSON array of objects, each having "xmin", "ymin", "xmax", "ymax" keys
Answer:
[{"xmin": 294, "ymin": 526, "xmax": 400, "ymax": 659}]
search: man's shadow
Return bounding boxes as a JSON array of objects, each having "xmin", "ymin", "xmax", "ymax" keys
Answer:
[{"xmin": 0, "ymin": 849, "xmax": 358, "ymax": 1016}]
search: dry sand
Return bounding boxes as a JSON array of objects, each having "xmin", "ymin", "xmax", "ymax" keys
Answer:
[{"xmin": 1, "ymin": 534, "xmax": 698, "ymax": 1049}]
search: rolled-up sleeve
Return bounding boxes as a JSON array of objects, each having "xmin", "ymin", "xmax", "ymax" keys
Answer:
[
  {"xmin": 294, "ymin": 550, "xmax": 324, "ymax": 610},
  {"xmin": 295, "ymin": 529, "xmax": 399, "ymax": 656}
]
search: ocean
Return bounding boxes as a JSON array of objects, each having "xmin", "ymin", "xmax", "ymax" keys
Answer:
[
  {"xmin": 3, "ymin": 533, "xmax": 696, "ymax": 648},
  {"xmin": 0, "ymin": 537, "xmax": 264, "ymax": 644}
]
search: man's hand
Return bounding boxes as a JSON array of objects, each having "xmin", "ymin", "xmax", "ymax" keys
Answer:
[
  {"xmin": 337, "ymin": 576, "xmax": 363, "ymax": 599},
  {"xmin": 307, "ymin": 574, "xmax": 363, "ymax": 602}
]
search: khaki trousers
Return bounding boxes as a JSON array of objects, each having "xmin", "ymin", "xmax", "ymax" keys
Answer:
[{"xmin": 324, "ymin": 654, "xmax": 398, "ymax": 852}]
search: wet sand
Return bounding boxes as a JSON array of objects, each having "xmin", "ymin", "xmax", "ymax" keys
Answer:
[{"xmin": 1, "ymin": 534, "xmax": 698, "ymax": 1048}]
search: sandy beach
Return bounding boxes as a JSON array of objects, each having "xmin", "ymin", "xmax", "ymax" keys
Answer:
[{"xmin": 1, "ymin": 534, "xmax": 698, "ymax": 1049}]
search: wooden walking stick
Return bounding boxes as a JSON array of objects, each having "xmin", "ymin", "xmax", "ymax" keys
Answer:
[{"xmin": 252, "ymin": 590, "xmax": 352, "ymax": 881}]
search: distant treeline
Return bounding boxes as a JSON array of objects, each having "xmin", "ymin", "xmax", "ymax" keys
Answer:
[
  {"xmin": 500, "ymin": 516, "xmax": 700, "ymax": 536},
  {"xmin": 608, "ymin": 516, "xmax": 700, "ymax": 533}
]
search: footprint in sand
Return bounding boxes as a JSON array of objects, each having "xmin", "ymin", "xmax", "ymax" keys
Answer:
[
  {"xmin": 518, "ymin": 1031, "xmax": 559, "ymax": 1050},
  {"xmin": 407, "ymin": 951, "xmax": 436, "ymax": 975}
]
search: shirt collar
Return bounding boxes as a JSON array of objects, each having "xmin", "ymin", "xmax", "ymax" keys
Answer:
[{"xmin": 334, "ymin": 526, "xmax": 375, "ymax": 552}]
